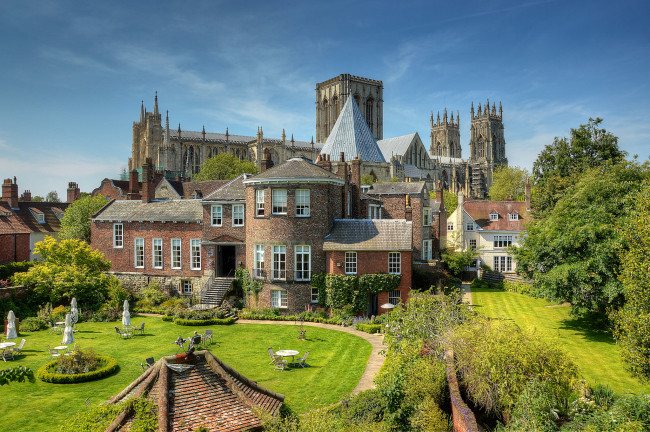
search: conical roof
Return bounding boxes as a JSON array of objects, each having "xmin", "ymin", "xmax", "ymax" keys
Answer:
[{"xmin": 320, "ymin": 97, "xmax": 386, "ymax": 162}]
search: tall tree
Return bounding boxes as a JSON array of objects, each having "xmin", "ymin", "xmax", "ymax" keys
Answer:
[
  {"xmin": 45, "ymin": 190, "xmax": 61, "ymax": 202},
  {"xmin": 194, "ymin": 153, "xmax": 258, "ymax": 181},
  {"xmin": 58, "ymin": 195, "xmax": 108, "ymax": 242},
  {"xmin": 613, "ymin": 181, "xmax": 650, "ymax": 381},
  {"xmin": 488, "ymin": 165, "xmax": 530, "ymax": 201},
  {"xmin": 513, "ymin": 160, "xmax": 649, "ymax": 317}
]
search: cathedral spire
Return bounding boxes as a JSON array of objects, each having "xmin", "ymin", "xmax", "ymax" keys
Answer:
[
  {"xmin": 492, "ymin": 102, "xmax": 496, "ymax": 116},
  {"xmin": 443, "ymin": 108, "xmax": 448, "ymax": 124},
  {"xmin": 450, "ymin": 111, "xmax": 454, "ymax": 125},
  {"xmin": 178, "ymin": 123, "xmax": 181, "ymax": 138},
  {"xmin": 140, "ymin": 101, "xmax": 144, "ymax": 123},
  {"xmin": 478, "ymin": 103, "xmax": 482, "ymax": 116},
  {"xmin": 471, "ymin": 101, "xmax": 474, "ymax": 118},
  {"xmin": 164, "ymin": 111, "xmax": 170, "ymax": 146},
  {"xmin": 154, "ymin": 91, "xmax": 159, "ymax": 115},
  {"xmin": 430, "ymin": 111, "xmax": 434, "ymax": 128},
  {"xmin": 437, "ymin": 111, "xmax": 440, "ymax": 126},
  {"xmin": 457, "ymin": 111, "xmax": 460, "ymax": 127},
  {"xmin": 291, "ymin": 134, "xmax": 295, "ymax": 147},
  {"xmin": 225, "ymin": 127, "xmax": 229, "ymax": 141},
  {"xmin": 202, "ymin": 125, "xmax": 205, "ymax": 140},
  {"xmin": 282, "ymin": 128, "xmax": 286, "ymax": 143},
  {"xmin": 499, "ymin": 101, "xmax": 503, "ymax": 117}
]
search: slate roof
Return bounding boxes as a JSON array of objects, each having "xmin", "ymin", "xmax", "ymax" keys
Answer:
[
  {"xmin": 377, "ymin": 133, "xmax": 417, "ymax": 159},
  {"xmin": 403, "ymin": 164, "xmax": 424, "ymax": 179},
  {"xmin": 319, "ymin": 97, "xmax": 386, "ymax": 162},
  {"xmin": 204, "ymin": 174, "xmax": 249, "ymax": 201},
  {"xmin": 243, "ymin": 158, "xmax": 344, "ymax": 184},
  {"xmin": 92, "ymin": 199, "xmax": 203, "ymax": 222},
  {"xmin": 109, "ymin": 350, "xmax": 284, "ymax": 432},
  {"xmin": 0, "ymin": 201, "xmax": 70, "ymax": 234},
  {"xmin": 365, "ymin": 181, "xmax": 426, "ymax": 195},
  {"xmin": 323, "ymin": 219, "xmax": 412, "ymax": 251},
  {"xmin": 463, "ymin": 200, "xmax": 528, "ymax": 231}
]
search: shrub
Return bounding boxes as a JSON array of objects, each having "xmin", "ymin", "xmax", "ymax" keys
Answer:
[
  {"xmin": 409, "ymin": 397, "xmax": 449, "ymax": 432},
  {"xmin": 161, "ymin": 315, "xmax": 173, "ymax": 322},
  {"xmin": 0, "ymin": 366, "xmax": 34, "ymax": 385},
  {"xmin": 505, "ymin": 379, "xmax": 563, "ymax": 432},
  {"xmin": 354, "ymin": 323, "xmax": 382, "ymax": 334},
  {"xmin": 343, "ymin": 389, "xmax": 385, "ymax": 423},
  {"xmin": 20, "ymin": 316, "xmax": 48, "ymax": 332},
  {"xmin": 63, "ymin": 397, "xmax": 157, "ymax": 432},
  {"xmin": 91, "ymin": 307, "xmax": 119, "ymax": 322},
  {"xmin": 503, "ymin": 280, "xmax": 535, "ymax": 296},
  {"xmin": 174, "ymin": 317, "xmax": 236, "ymax": 326},
  {"xmin": 51, "ymin": 305, "xmax": 69, "ymax": 322},
  {"xmin": 0, "ymin": 261, "xmax": 34, "ymax": 280},
  {"xmin": 54, "ymin": 348, "xmax": 101, "ymax": 375},
  {"xmin": 37, "ymin": 355, "xmax": 118, "ymax": 383}
]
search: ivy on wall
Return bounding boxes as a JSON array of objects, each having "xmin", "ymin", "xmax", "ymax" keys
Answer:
[
  {"xmin": 311, "ymin": 272, "xmax": 402, "ymax": 313},
  {"xmin": 235, "ymin": 268, "xmax": 263, "ymax": 307}
]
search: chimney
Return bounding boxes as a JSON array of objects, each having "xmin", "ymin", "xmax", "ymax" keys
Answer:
[
  {"xmin": 260, "ymin": 151, "xmax": 274, "ymax": 172},
  {"xmin": 2, "ymin": 178, "xmax": 19, "ymax": 209},
  {"xmin": 67, "ymin": 182, "xmax": 80, "ymax": 203},
  {"xmin": 127, "ymin": 170, "xmax": 141, "ymax": 200},
  {"xmin": 21, "ymin": 190, "xmax": 32, "ymax": 202},
  {"xmin": 405, "ymin": 195, "xmax": 412, "ymax": 221},
  {"xmin": 436, "ymin": 180, "xmax": 443, "ymax": 203},
  {"xmin": 141, "ymin": 158, "xmax": 153, "ymax": 203},
  {"xmin": 350, "ymin": 158, "xmax": 362, "ymax": 218},
  {"xmin": 525, "ymin": 178, "xmax": 531, "ymax": 210},
  {"xmin": 316, "ymin": 153, "xmax": 332, "ymax": 172}
]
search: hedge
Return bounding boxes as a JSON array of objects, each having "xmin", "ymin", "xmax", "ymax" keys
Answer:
[
  {"xmin": 238, "ymin": 312, "xmax": 348, "ymax": 326},
  {"xmin": 161, "ymin": 315, "xmax": 173, "ymax": 322},
  {"xmin": 354, "ymin": 323, "xmax": 383, "ymax": 334},
  {"xmin": 174, "ymin": 317, "xmax": 236, "ymax": 326},
  {"xmin": 37, "ymin": 356, "xmax": 119, "ymax": 384}
]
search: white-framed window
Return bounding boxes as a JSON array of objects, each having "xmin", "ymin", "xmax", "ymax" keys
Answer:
[
  {"xmin": 271, "ymin": 290, "xmax": 288, "ymax": 308},
  {"xmin": 254, "ymin": 245, "xmax": 265, "ymax": 278},
  {"xmin": 190, "ymin": 239, "xmax": 201, "ymax": 270},
  {"xmin": 232, "ymin": 204, "xmax": 244, "ymax": 226},
  {"xmin": 211, "ymin": 205, "xmax": 222, "ymax": 226},
  {"xmin": 389, "ymin": 289, "xmax": 401, "ymax": 305},
  {"xmin": 469, "ymin": 239, "xmax": 477, "ymax": 249},
  {"xmin": 272, "ymin": 189, "xmax": 287, "ymax": 214},
  {"xmin": 134, "ymin": 238, "xmax": 144, "ymax": 268},
  {"xmin": 368, "ymin": 204, "xmax": 382, "ymax": 220},
  {"xmin": 295, "ymin": 189, "xmax": 310, "ymax": 217},
  {"xmin": 171, "ymin": 239, "xmax": 181, "ymax": 269},
  {"xmin": 295, "ymin": 245, "xmax": 311, "ymax": 281},
  {"xmin": 388, "ymin": 252, "xmax": 401, "ymax": 275},
  {"xmin": 466, "ymin": 223, "xmax": 474, "ymax": 231},
  {"xmin": 152, "ymin": 238, "xmax": 163, "ymax": 269},
  {"xmin": 256, "ymin": 189, "xmax": 265, "ymax": 217},
  {"xmin": 423, "ymin": 207, "xmax": 431, "ymax": 226},
  {"xmin": 490, "ymin": 213, "xmax": 499, "ymax": 221},
  {"xmin": 311, "ymin": 287, "xmax": 319, "ymax": 303},
  {"xmin": 113, "ymin": 223, "xmax": 123, "ymax": 248},
  {"xmin": 182, "ymin": 280, "xmax": 192, "ymax": 294},
  {"xmin": 447, "ymin": 222, "xmax": 454, "ymax": 231},
  {"xmin": 509, "ymin": 213, "xmax": 519, "ymax": 221},
  {"xmin": 471, "ymin": 258, "xmax": 480, "ymax": 268},
  {"xmin": 345, "ymin": 252, "xmax": 357, "ymax": 274},
  {"xmin": 35, "ymin": 213, "xmax": 45, "ymax": 223},
  {"xmin": 422, "ymin": 240, "xmax": 432, "ymax": 260},
  {"xmin": 494, "ymin": 235, "xmax": 513, "ymax": 248},
  {"xmin": 494, "ymin": 256, "xmax": 513, "ymax": 272},
  {"xmin": 272, "ymin": 245, "xmax": 286, "ymax": 280}
]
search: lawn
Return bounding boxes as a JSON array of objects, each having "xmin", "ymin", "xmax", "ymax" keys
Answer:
[
  {"xmin": 0, "ymin": 316, "xmax": 372, "ymax": 432},
  {"xmin": 471, "ymin": 287, "xmax": 650, "ymax": 395}
]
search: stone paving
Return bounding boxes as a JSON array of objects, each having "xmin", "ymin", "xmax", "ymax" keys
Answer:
[{"xmin": 236, "ymin": 319, "xmax": 386, "ymax": 394}]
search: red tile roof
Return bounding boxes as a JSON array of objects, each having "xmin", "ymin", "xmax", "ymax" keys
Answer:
[
  {"xmin": 463, "ymin": 200, "xmax": 528, "ymax": 231},
  {"xmin": 0, "ymin": 201, "xmax": 69, "ymax": 235},
  {"xmin": 0, "ymin": 202, "xmax": 31, "ymax": 235}
]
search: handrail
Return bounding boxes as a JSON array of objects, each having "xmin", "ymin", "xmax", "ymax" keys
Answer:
[{"xmin": 199, "ymin": 273, "xmax": 215, "ymax": 302}]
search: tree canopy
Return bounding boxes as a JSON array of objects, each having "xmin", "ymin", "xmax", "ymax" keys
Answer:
[
  {"xmin": 58, "ymin": 195, "xmax": 108, "ymax": 242},
  {"xmin": 194, "ymin": 153, "xmax": 258, "ymax": 181},
  {"xmin": 45, "ymin": 191, "xmax": 61, "ymax": 203},
  {"xmin": 488, "ymin": 165, "xmax": 530, "ymax": 201},
  {"xmin": 12, "ymin": 237, "xmax": 115, "ymax": 308}
]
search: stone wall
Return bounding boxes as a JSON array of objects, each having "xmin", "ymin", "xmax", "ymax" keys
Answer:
[
  {"xmin": 112, "ymin": 271, "xmax": 210, "ymax": 297},
  {"xmin": 445, "ymin": 350, "xmax": 480, "ymax": 432}
]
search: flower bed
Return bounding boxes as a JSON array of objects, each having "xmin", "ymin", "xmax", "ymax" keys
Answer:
[{"xmin": 37, "ymin": 355, "xmax": 118, "ymax": 384}]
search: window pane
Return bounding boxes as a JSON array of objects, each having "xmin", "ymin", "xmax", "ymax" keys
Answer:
[
  {"xmin": 113, "ymin": 224, "xmax": 123, "ymax": 248},
  {"xmin": 256, "ymin": 190, "xmax": 265, "ymax": 216},
  {"xmin": 389, "ymin": 290, "xmax": 401, "ymax": 305},
  {"xmin": 273, "ymin": 245, "xmax": 286, "ymax": 279},
  {"xmin": 211, "ymin": 205, "xmax": 222, "ymax": 226},
  {"xmin": 153, "ymin": 238, "xmax": 162, "ymax": 268},
  {"xmin": 272, "ymin": 189, "xmax": 287, "ymax": 214},
  {"xmin": 171, "ymin": 239, "xmax": 181, "ymax": 269},
  {"xmin": 388, "ymin": 252, "xmax": 401, "ymax": 274},
  {"xmin": 295, "ymin": 245, "xmax": 310, "ymax": 280},
  {"xmin": 345, "ymin": 252, "xmax": 357, "ymax": 274},
  {"xmin": 134, "ymin": 238, "xmax": 144, "ymax": 268},
  {"xmin": 233, "ymin": 204, "xmax": 244, "ymax": 226},
  {"xmin": 254, "ymin": 245, "xmax": 265, "ymax": 278},
  {"xmin": 295, "ymin": 189, "xmax": 310, "ymax": 217},
  {"xmin": 191, "ymin": 239, "xmax": 201, "ymax": 270}
]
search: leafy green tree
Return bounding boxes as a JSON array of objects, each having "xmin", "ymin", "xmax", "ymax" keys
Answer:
[
  {"xmin": 45, "ymin": 190, "xmax": 61, "ymax": 202},
  {"xmin": 31, "ymin": 196, "xmax": 44, "ymax": 202},
  {"xmin": 360, "ymin": 174, "xmax": 375, "ymax": 185},
  {"xmin": 58, "ymin": 195, "xmax": 108, "ymax": 242},
  {"xmin": 442, "ymin": 247, "xmax": 476, "ymax": 278},
  {"xmin": 532, "ymin": 118, "xmax": 626, "ymax": 215},
  {"xmin": 431, "ymin": 190, "xmax": 458, "ymax": 214},
  {"xmin": 488, "ymin": 165, "xmax": 530, "ymax": 201},
  {"xmin": 513, "ymin": 161, "xmax": 649, "ymax": 317},
  {"xmin": 12, "ymin": 237, "xmax": 115, "ymax": 309},
  {"xmin": 613, "ymin": 181, "xmax": 650, "ymax": 381},
  {"xmin": 194, "ymin": 153, "xmax": 258, "ymax": 181}
]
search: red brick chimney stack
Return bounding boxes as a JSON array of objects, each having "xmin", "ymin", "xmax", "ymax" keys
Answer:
[
  {"xmin": 141, "ymin": 158, "xmax": 153, "ymax": 203},
  {"xmin": 127, "ymin": 170, "xmax": 141, "ymax": 200},
  {"xmin": 436, "ymin": 180, "xmax": 443, "ymax": 203},
  {"xmin": 2, "ymin": 178, "xmax": 19, "ymax": 209},
  {"xmin": 21, "ymin": 190, "xmax": 32, "ymax": 202},
  {"xmin": 350, "ymin": 157, "xmax": 362, "ymax": 218},
  {"xmin": 67, "ymin": 182, "xmax": 81, "ymax": 203}
]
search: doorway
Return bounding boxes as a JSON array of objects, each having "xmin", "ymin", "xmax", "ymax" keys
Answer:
[
  {"xmin": 367, "ymin": 293, "xmax": 378, "ymax": 317},
  {"xmin": 217, "ymin": 245, "xmax": 237, "ymax": 277}
]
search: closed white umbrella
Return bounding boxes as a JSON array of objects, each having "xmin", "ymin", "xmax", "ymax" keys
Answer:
[
  {"xmin": 70, "ymin": 298, "xmax": 79, "ymax": 326},
  {"xmin": 6, "ymin": 310, "xmax": 17, "ymax": 340},
  {"xmin": 62, "ymin": 313, "xmax": 75, "ymax": 345},
  {"xmin": 122, "ymin": 300, "xmax": 131, "ymax": 327}
]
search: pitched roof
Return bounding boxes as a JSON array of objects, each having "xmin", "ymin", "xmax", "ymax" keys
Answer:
[
  {"xmin": 2, "ymin": 201, "xmax": 70, "ymax": 234},
  {"xmin": 92, "ymin": 199, "xmax": 203, "ymax": 222},
  {"xmin": 377, "ymin": 133, "xmax": 417, "ymax": 159},
  {"xmin": 365, "ymin": 181, "xmax": 426, "ymax": 195},
  {"xmin": 182, "ymin": 179, "xmax": 230, "ymax": 199},
  {"xmin": 243, "ymin": 158, "xmax": 344, "ymax": 184},
  {"xmin": 323, "ymin": 219, "xmax": 412, "ymax": 251},
  {"xmin": 204, "ymin": 174, "xmax": 248, "ymax": 201},
  {"xmin": 319, "ymin": 97, "xmax": 386, "ymax": 162},
  {"xmin": 463, "ymin": 200, "xmax": 528, "ymax": 231},
  {"xmin": 108, "ymin": 350, "xmax": 284, "ymax": 432},
  {"xmin": 0, "ymin": 202, "xmax": 31, "ymax": 235}
]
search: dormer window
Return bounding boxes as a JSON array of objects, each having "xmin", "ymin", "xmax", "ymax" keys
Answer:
[
  {"xmin": 490, "ymin": 213, "xmax": 499, "ymax": 221},
  {"xmin": 37, "ymin": 214, "xmax": 45, "ymax": 223},
  {"xmin": 30, "ymin": 208, "xmax": 45, "ymax": 224},
  {"xmin": 509, "ymin": 213, "xmax": 519, "ymax": 221}
]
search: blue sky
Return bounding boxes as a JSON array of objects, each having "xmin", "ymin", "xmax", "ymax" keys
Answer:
[{"xmin": 1, "ymin": 0, "xmax": 648, "ymax": 198}]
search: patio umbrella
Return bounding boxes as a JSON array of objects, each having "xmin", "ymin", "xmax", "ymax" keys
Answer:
[
  {"xmin": 70, "ymin": 298, "xmax": 79, "ymax": 326},
  {"xmin": 380, "ymin": 303, "xmax": 396, "ymax": 310},
  {"xmin": 62, "ymin": 313, "xmax": 75, "ymax": 345},
  {"xmin": 6, "ymin": 310, "xmax": 17, "ymax": 340},
  {"xmin": 122, "ymin": 300, "xmax": 131, "ymax": 327}
]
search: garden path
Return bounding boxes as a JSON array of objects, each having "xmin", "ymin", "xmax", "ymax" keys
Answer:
[
  {"xmin": 236, "ymin": 319, "xmax": 385, "ymax": 394},
  {"xmin": 461, "ymin": 283, "xmax": 473, "ymax": 306}
]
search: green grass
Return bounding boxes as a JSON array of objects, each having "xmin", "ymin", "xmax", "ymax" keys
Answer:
[
  {"xmin": 472, "ymin": 287, "xmax": 650, "ymax": 394},
  {"xmin": 0, "ymin": 317, "xmax": 372, "ymax": 432}
]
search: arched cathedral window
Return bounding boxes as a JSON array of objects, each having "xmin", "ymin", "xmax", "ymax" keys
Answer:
[{"xmin": 365, "ymin": 98, "xmax": 374, "ymax": 130}]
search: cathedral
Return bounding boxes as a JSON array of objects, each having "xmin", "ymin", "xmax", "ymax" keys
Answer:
[{"xmin": 129, "ymin": 75, "xmax": 507, "ymax": 198}]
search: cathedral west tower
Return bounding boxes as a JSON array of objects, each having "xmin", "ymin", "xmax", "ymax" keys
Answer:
[
  {"xmin": 468, "ymin": 99, "xmax": 507, "ymax": 198},
  {"xmin": 430, "ymin": 108, "xmax": 462, "ymax": 158}
]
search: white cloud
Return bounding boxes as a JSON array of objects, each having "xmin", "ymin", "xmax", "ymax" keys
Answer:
[{"xmin": 39, "ymin": 47, "xmax": 115, "ymax": 74}]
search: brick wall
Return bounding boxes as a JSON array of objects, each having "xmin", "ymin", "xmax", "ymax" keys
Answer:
[
  {"xmin": 93, "ymin": 181, "xmax": 126, "ymax": 201},
  {"xmin": 0, "ymin": 234, "xmax": 31, "ymax": 264},
  {"xmin": 202, "ymin": 203, "xmax": 246, "ymax": 242}
]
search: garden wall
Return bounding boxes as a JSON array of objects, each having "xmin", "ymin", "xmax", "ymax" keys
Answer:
[{"xmin": 444, "ymin": 350, "xmax": 479, "ymax": 432}]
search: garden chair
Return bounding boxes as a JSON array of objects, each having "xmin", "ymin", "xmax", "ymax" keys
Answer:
[
  {"xmin": 10, "ymin": 339, "xmax": 26, "ymax": 358},
  {"xmin": 267, "ymin": 347, "xmax": 276, "ymax": 365},
  {"xmin": 296, "ymin": 351, "xmax": 310, "ymax": 368},
  {"xmin": 273, "ymin": 355, "xmax": 288, "ymax": 372},
  {"xmin": 48, "ymin": 321, "xmax": 62, "ymax": 334},
  {"xmin": 173, "ymin": 336, "xmax": 186, "ymax": 353},
  {"xmin": 133, "ymin": 322, "xmax": 145, "ymax": 336},
  {"xmin": 47, "ymin": 345, "xmax": 61, "ymax": 360},
  {"xmin": 2, "ymin": 347, "xmax": 13, "ymax": 362},
  {"xmin": 141, "ymin": 357, "xmax": 155, "ymax": 371},
  {"xmin": 202, "ymin": 329, "xmax": 213, "ymax": 346},
  {"xmin": 115, "ymin": 326, "xmax": 130, "ymax": 339},
  {"xmin": 190, "ymin": 334, "xmax": 202, "ymax": 350}
]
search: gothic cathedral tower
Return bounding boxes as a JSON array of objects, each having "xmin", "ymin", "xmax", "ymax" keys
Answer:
[
  {"xmin": 429, "ymin": 108, "xmax": 462, "ymax": 158},
  {"xmin": 130, "ymin": 92, "xmax": 163, "ymax": 171},
  {"xmin": 316, "ymin": 74, "xmax": 383, "ymax": 142},
  {"xmin": 468, "ymin": 99, "xmax": 507, "ymax": 198}
]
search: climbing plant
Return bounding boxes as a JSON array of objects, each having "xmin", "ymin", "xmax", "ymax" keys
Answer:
[
  {"xmin": 311, "ymin": 273, "xmax": 402, "ymax": 313},
  {"xmin": 235, "ymin": 267, "xmax": 263, "ymax": 307}
]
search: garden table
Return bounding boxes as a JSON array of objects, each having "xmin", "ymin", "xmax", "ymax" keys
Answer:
[
  {"xmin": 53, "ymin": 345, "xmax": 68, "ymax": 355},
  {"xmin": 0, "ymin": 342, "xmax": 15, "ymax": 361},
  {"xmin": 275, "ymin": 350, "xmax": 299, "ymax": 366}
]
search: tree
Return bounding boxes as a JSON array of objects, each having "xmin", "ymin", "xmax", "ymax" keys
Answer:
[
  {"xmin": 360, "ymin": 174, "xmax": 375, "ymax": 185},
  {"xmin": 194, "ymin": 153, "xmax": 258, "ymax": 181},
  {"xmin": 613, "ymin": 181, "xmax": 650, "ymax": 381},
  {"xmin": 512, "ymin": 160, "xmax": 649, "ymax": 317},
  {"xmin": 488, "ymin": 165, "xmax": 530, "ymax": 201},
  {"xmin": 442, "ymin": 247, "xmax": 477, "ymax": 277},
  {"xmin": 31, "ymin": 196, "xmax": 44, "ymax": 202},
  {"xmin": 12, "ymin": 237, "xmax": 115, "ymax": 309},
  {"xmin": 532, "ymin": 118, "xmax": 626, "ymax": 215},
  {"xmin": 58, "ymin": 195, "xmax": 108, "ymax": 242},
  {"xmin": 430, "ymin": 190, "xmax": 458, "ymax": 214},
  {"xmin": 45, "ymin": 190, "xmax": 61, "ymax": 202}
]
